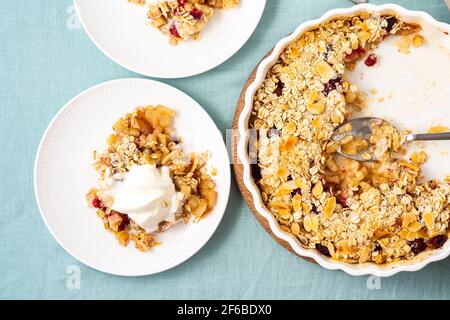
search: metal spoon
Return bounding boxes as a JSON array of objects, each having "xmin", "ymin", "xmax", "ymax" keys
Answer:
[{"xmin": 332, "ymin": 117, "xmax": 450, "ymax": 161}]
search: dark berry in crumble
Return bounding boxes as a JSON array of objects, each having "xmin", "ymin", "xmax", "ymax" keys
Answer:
[
  {"xmin": 273, "ymin": 80, "xmax": 284, "ymax": 97},
  {"xmin": 117, "ymin": 214, "xmax": 130, "ymax": 232},
  {"xmin": 429, "ymin": 234, "xmax": 448, "ymax": 249},
  {"xmin": 323, "ymin": 74, "xmax": 342, "ymax": 96},
  {"xmin": 374, "ymin": 242, "xmax": 382, "ymax": 252},
  {"xmin": 291, "ymin": 188, "xmax": 302, "ymax": 197},
  {"xmin": 251, "ymin": 163, "xmax": 262, "ymax": 182},
  {"xmin": 190, "ymin": 8, "xmax": 203, "ymax": 20},
  {"xmin": 408, "ymin": 238, "xmax": 427, "ymax": 254},
  {"xmin": 315, "ymin": 243, "xmax": 331, "ymax": 257},
  {"xmin": 384, "ymin": 17, "xmax": 398, "ymax": 33},
  {"xmin": 311, "ymin": 203, "xmax": 318, "ymax": 214}
]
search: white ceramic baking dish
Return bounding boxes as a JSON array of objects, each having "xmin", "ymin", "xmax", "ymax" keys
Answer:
[{"xmin": 237, "ymin": 3, "xmax": 450, "ymax": 277}]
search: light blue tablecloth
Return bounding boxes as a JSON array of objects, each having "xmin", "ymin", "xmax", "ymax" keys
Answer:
[{"xmin": 1, "ymin": 0, "xmax": 450, "ymax": 300}]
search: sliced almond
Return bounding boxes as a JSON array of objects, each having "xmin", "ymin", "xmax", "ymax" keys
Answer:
[
  {"xmin": 324, "ymin": 197, "xmax": 336, "ymax": 219},
  {"xmin": 312, "ymin": 181, "xmax": 324, "ymax": 198},
  {"xmin": 291, "ymin": 222, "xmax": 300, "ymax": 235},
  {"xmin": 423, "ymin": 211, "xmax": 435, "ymax": 230},
  {"xmin": 303, "ymin": 215, "xmax": 313, "ymax": 232},
  {"xmin": 307, "ymin": 102, "xmax": 326, "ymax": 115},
  {"xmin": 315, "ymin": 61, "xmax": 336, "ymax": 80},
  {"xmin": 292, "ymin": 194, "xmax": 302, "ymax": 212}
]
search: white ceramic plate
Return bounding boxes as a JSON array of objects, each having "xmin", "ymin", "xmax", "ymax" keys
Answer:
[
  {"xmin": 238, "ymin": 4, "xmax": 450, "ymax": 277},
  {"xmin": 74, "ymin": 0, "xmax": 266, "ymax": 78},
  {"xmin": 35, "ymin": 78, "xmax": 231, "ymax": 276}
]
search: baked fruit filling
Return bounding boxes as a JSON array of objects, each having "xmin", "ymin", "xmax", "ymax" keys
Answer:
[
  {"xmin": 250, "ymin": 13, "xmax": 450, "ymax": 264},
  {"xmin": 86, "ymin": 105, "xmax": 217, "ymax": 251}
]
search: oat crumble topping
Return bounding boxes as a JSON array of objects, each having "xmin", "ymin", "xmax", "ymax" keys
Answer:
[{"xmin": 249, "ymin": 13, "xmax": 449, "ymax": 264}]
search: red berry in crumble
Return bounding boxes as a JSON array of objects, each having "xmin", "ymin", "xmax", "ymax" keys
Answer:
[
  {"xmin": 92, "ymin": 197, "xmax": 104, "ymax": 209},
  {"xmin": 429, "ymin": 235, "xmax": 448, "ymax": 249},
  {"xmin": 408, "ymin": 238, "xmax": 427, "ymax": 254},
  {"xmin": 364, "ymin": 54, "xmax": 378, "ymax": 67},
  {"xmin": 169, "ymin": 23, "xmax": 181, "ymax": 38},
  {"xmin": 384, "ymin": 17, "xmax": 398, "ymax": 33},
  {"xmin": 344, "ymin": 47, "xmax": 366, "ymax": 63}
]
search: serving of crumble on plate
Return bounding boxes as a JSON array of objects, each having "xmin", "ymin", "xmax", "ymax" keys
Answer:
[
  {"xmin": 35, "ymin": 78, "xmax": 230, "ymax": 275},
  {"xmin": 74, "ymin": 0, "xmax": 265, "ymax": 78},
  {"xmin": 86, "ymin": 105, "xmax": 218, "ymax": 252},
  {"xmin": 143, "ymin": 0, "xmax": 239, "ymax": 45}
]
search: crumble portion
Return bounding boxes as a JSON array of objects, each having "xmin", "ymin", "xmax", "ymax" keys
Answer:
[
  {"xmin": 145, "ymin": 0, "xmax": 239, "ymax": 45},
  {"xmin": 128, "ymin": 0, "xmax": 146, "ymax": 6},
  {"xmin": 250, "ymin": 13, "xmax": 450, "ymax": 264},
  {"xmin": 86, "ymin": 105, "xmax": 217, "ymax": 252},
  {"xmin": 335, "ymin": 118, "xmax": 402, "ymax": 161}
]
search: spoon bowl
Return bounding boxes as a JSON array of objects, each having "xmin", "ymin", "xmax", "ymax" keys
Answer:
[{"xmin": 333, "ymin": 117, "xmax": 450, "ymax": 161}]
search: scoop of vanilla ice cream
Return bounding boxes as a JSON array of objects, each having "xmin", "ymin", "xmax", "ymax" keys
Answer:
[{"xmin": 106, "ymin": 164, "xmax": 181, "ymax": 233}]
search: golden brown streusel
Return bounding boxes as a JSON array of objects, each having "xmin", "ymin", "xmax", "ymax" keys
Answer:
[
  {"xmin": 86, "ymin": 105, "xmax": 217, "ymax": 252},
  {"xmin": 146, "ymin": 0, "xmax": 239, "ymax": 45},
  {"xmin": 250, "ymin": 13, "xmax": 450, "ymax": 264}
]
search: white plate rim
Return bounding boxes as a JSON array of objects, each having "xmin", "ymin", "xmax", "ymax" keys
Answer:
[
  {"xmin": 73, "ymin": 0, "xmax": 266, "ymax": 79},
  {"xmin": 237, "ymin": 3, "xmax": 450, "ymax": 277},
  {"xmin": 34, "ymin": 78, "xmax": 231, "ymax": 276}
]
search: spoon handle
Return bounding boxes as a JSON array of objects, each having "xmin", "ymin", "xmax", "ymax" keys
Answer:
[{"xmin": 407, "ymin": 132, "xmax": 450, "ymax": 141}]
